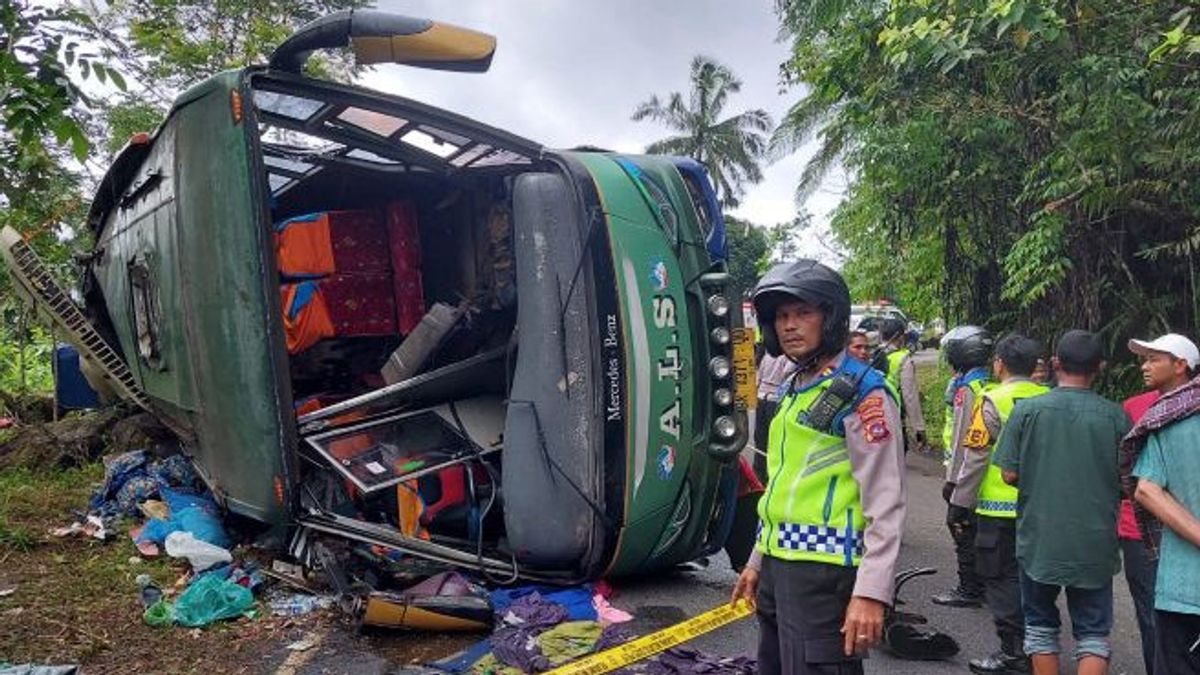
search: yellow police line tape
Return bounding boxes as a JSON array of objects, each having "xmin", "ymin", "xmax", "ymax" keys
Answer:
[{"xmin": 543, "ymin": 600, "xmax": 755, "ymax": 675}]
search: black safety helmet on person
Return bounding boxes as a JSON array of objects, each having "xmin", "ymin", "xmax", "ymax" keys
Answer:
[
  {"xmin": 880, "ymin": 317, "xmax": 907, "ymax": 342},
  {"xmin": 940, "ymin": 325, "xmax": 994, "ymax": 371},
  {"xmin": 752, "ymin": 260, "xmax": 850, "ymax": 359}
]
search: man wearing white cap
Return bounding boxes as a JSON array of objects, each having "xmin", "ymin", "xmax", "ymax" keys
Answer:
[{"xmin": 1123, "ymin": 333, "xmax": 1200, "ymax": 673}]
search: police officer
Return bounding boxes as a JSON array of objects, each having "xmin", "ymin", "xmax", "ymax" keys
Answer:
[
  {"xmin": 948, "ymin": 334, "xmax": 1048, "ymax": 674},
  {"xmin": 731, "ymin": 260, "xmax": 907, "ymax": 674},
  {"xmin": 878, "ymin": 317, "xmax": 929, "ymax": 453},
  {"xmin": 931, "ymin": 325, "xmax": 993, "ymax": 609}
]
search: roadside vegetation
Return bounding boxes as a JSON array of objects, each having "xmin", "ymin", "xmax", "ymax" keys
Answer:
[{"xmin": 0, "ymin": 462, "xmax": 300, "ymax": 673}]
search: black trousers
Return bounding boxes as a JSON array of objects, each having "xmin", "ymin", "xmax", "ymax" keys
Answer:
[
  {"xmin": 949, "ymin": 505, "xmax": 983, "ymax": 596},
  {"xmin": 757, "ymin": 557, "xmax": 864, "ymax": 675},
  {"xmin": 1122, "ymin": 538, "xmax": 1158, "ymax": 675},
  {"xmin": 1154, "ymin": 609, "xmax": 1200, "ymax": 674},
  {"xmin": 976, "ymin": 516, "xmax": 1024, "ymax": 654},
  {"xmin": 752, "ymin": 398, "xmax": 779, "ymax": 484}
]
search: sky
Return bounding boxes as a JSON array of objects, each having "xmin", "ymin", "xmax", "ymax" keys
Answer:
[{"xmin": 364, "ymin": 0, "xmax": 845, "ymax": 261}]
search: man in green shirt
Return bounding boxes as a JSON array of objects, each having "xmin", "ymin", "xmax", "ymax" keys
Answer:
[{"xmin": 994, "ymin": 330, "xmax": 1130, "ymax": 675}]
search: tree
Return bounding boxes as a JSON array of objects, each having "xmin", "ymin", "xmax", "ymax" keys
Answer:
[
  {"xmin": 0, "ymin": 1, "xmax": 127, "ymax": 394},
  {"xmin": 633, "ymin": 56, "xmax": 772, "ymax": 208},
  {"xmin": 724, "ymin": 216, "xmax": 771, "ymax": 300},
  {"xmin": 93, "ymin": 0, "xmax": 370, "ymax": 157},
  {"xmin": 772, "ymin": 0, "xmax": 1200, "ymax": 395}
]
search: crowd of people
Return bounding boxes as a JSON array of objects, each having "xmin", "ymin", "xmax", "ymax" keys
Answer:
[{"xmin": 731, "ymin": 258, "xmax": 1200, "ymax": 675}]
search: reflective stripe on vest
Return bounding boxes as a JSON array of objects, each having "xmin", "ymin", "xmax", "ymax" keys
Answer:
[
  {"xmin": 755, "ymin": 360, "xmax": 890, "ymax": 567},
  {"xmin": 975, "ymin": 379, "xmax": 1049, "ymax": 518}
]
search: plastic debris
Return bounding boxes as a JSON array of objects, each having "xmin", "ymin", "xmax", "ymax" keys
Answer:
[
  {"xmin": 142, "ymin": 599, "xmax": 174, "ymax": 627},
  {"xmin": 0, "ymin": 666, "xmax": 79, "ymax": 675},
  {"xmin": 172, "ymin": 574, "xmax": 254, "ymax": 627},
  {"xmin": 138, "ymin": 488, "xmax": 230, "ymax": 549},
  {"xmin": 164, "ymin": 531, "xmax": 232, "ymax": 572},
  {"xmin": 268, "ymin": 592, "xmax": 334, "ymax": 616},
  {"xmin": 271, "ymin": 560, "xmax": 304, "ymax": 576},
  {"xmin": 49, "ymin": 514, "xmax": 107, "ymax": 541}
]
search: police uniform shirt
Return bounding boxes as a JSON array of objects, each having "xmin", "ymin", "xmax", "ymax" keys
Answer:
[
  {"xmin": 944, "ymin": 380, "xmax": 984, "ymax": 484},
  {"xmin": 948, "ymin": 380, "xmax": 1021, "ymax": 509},
  {"xmin": 747, "ymin": 352, "xmax": 908, "ymax": 604}
]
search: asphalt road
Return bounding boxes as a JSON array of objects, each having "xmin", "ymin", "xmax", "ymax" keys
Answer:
[{"xmin": 610, "ymin": 450, "xmax": 1148, "ymax": 675}]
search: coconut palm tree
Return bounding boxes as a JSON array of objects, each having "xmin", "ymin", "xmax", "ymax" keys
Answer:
[{"xmin": 632, "ymin": 56, "xmax": 772, "ymax": 209}]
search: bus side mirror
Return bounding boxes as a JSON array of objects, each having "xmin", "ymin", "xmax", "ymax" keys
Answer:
[{"xmin": 269, "ymin": 9, "xmax": 496, "ymax": 74}]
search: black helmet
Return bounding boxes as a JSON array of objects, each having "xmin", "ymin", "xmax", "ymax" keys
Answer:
[
  {"xmin": 880, "ymin": 317, "xmax": 907, "ymax": 342},
  {"xmin": 941, "ymin": 325, "xmax": 993, "ymax": 371},
  {"xmin": 752, "ymin": 260, "xmax": 850, "ymax": 359}
]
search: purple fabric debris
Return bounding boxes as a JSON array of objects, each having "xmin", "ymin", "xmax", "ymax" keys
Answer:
[
  {"xmin": 595, "ymin": 623, "xmax": 636, "ymax": 651},
  {"xmin": 489, "ymin": 585, "xmax": 596, "ymax": 621},
  {"xmin": 490, "ymin": 626, "xmax": 550, "ymax": 673},
  {"xmin": 501, "ymin": 591, "xmax": 570, "ymax": 628}
]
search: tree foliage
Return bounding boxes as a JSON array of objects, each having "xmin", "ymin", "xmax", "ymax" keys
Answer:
[
  {"xmin": 774, "ymin": 0, "xmax": 1200, "ymax": 392},
  {"xmin": 2, "ymin": 0, "xmax": 366, "ymax": 393},
  {"xmin": 0, "ymin": 1, "xmax": 122, "ymax": 394},
  {"xmin": 94, "ymin": 0, "xmax": 369, "ymax": 157},
  {"xmin": 0, "ymin": 1, "xmax": 125, "ymax": 164},
  {"xmin": 724, "ymin": 216, "xmax": 772, "ymax": 300},
  {"xmin": 633, "ymin": 56, "xmax": 773, "ymax": 208}
]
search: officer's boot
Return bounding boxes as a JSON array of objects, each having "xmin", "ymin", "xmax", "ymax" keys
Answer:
[
  {"xmin": 934, "ymin": 524, "xmax": 984, "ymax": 607},
  {"xmin": 932, "ymin": 587, "xmax": 984, "ymax": 608},
  {"xmin": 968, "ymin": 634, "xmax": 1030, "ymax": 674}
]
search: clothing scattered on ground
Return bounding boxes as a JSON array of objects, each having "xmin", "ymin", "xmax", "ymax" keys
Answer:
[
  {"xmin": 431, "ymin": 585, "xmax": 753, "ymax": 674},
  {"xmin": 88, "ymin": 450, "xmax": 202, "ymax": 518},
  {"xmin": 489, "ymin": 585, "xmax": 597, "ymax": 622},
  {"xmin": 993, "ymin": 387, "xmax": 1128, "ymax": 587},
  {"xmin": 1134, "ymin": 414, "xmax": 1200, "ymax": 615}
]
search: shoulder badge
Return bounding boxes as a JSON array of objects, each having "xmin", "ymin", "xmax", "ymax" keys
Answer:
[
  {"xmin": 857, "ymin": 395, "xmax": 890, "ymax": 443},
  {"xmin": 963, "ymin": 400, "xmax": 991, "ymax": 450},
  {"xmin": 953, "ymin": 387, "xmax": 966, "ymax": 408}
]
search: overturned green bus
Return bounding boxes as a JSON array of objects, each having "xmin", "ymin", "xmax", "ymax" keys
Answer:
[{"xmin": 4, "ymin": 10, "xmax": 750, "ymax": 581}]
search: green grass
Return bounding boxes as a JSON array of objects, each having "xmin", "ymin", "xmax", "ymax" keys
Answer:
[
  {"xmin": 0, "ymin": 461, "xmax": 317, "ymax": 672},
  {"xmin": 915, "ymin": 354, "xmax": 953, "ymax": 454},
  {"xmin": 0, "ymin": 518, "xmax": 37, "ymax": 552}
]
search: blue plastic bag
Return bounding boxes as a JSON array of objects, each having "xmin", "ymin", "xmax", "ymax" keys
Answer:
[{"xmin": 137, "ymin": 488, "xmax": 231, "ymax": 548}]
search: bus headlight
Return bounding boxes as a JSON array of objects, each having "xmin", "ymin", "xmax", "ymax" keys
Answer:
[
  {"xmin": 708, "ymin": 356, "xmax": 731, "ymax": 379},
  {"xmin": 706, "ymin": 294, "xmax": 729, "ymax": 318},
  {"xmin": 713, "ymin": 415, "xmax": 737, "ymax": 440},
  {"xmin": 713, "ymin": 388, "xmax": 733, "ymax": 407},
  {"xmin": 710, "ymin": 327, "xmax": 730, "ymax": 345}
]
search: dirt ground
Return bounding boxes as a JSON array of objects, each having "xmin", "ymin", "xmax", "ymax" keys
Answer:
[{"xmin": 0, "ymin": 463, "xmax": 476, "ymax": 674}]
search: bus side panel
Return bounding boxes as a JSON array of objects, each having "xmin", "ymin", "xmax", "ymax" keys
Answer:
[
  {"xmin": 91, "ymin": 121, "xmax": 196, "ymax": 425},
  {"xmin": 172, "ymin": 74, "xmax": 293, "ymax": 523}
]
